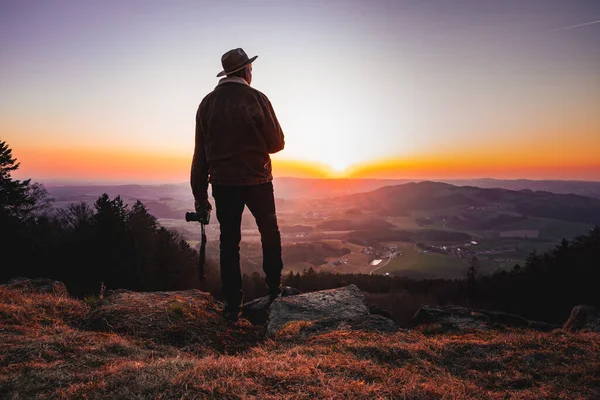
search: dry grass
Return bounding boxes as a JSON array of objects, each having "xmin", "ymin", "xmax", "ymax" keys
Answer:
[
  {"xmin": 1, "ymin": 287, "xmax": 600, "ymax": 399},
  {"xmin": 82, "ymin": 290, "xmax": 264, "ymax": 355}
]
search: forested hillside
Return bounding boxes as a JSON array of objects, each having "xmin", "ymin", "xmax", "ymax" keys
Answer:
[{"xmin": 0, "ymin": 140, "xmax": 201, "ymax": 295}]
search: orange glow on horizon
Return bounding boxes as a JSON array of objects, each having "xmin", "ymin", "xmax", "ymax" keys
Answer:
[
  {"xmin": 347, "ymin": 158, "xmax": 600, "ymax": 181},
  {"xmin": 11, "ymin": 145, "xmax": 600, "ymax": 183},
  {"xmin": 12, "ymin": 146, "xmax": 346, "ymax": 183}
]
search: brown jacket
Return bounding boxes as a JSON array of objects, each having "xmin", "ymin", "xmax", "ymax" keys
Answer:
[{"xmin": 191, "ymin": 77, "xmax": 285, "ymax": 200}]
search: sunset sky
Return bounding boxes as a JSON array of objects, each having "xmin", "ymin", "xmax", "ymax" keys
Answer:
[{"xmin": 1, "ymin": 0, "xmax": 599, "ymax": 183}]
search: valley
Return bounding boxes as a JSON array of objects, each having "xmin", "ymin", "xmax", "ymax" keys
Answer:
[{"xmin": 46, "ymin": 179, "xmax": 598, "ymax": 280}]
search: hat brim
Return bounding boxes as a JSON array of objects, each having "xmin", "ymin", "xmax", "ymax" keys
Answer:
[{"xmin": 216, "ymin": 55, "xmax": 258, "ymax": 77}]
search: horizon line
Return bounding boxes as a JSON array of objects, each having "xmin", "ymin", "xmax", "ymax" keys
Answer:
[{"xmin": 37, "ymin": 176, "xmax": 600, "ymax": 187}]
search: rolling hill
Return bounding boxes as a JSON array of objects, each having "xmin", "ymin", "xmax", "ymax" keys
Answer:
[{"xmin": 320, "ymin": 181, "xmax": 600, "ymax": 230}]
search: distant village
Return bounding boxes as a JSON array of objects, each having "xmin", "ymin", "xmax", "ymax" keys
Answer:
[
  {"xmin": 360, "ymin": 245, "xmax": 403, "ymax": 259},
  {"xmin": 416, "ymin": 241, "xmax": 519, "ymax": 264}
]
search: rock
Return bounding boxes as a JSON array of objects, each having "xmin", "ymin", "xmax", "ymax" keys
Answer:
[
  {"xmin": 480, "ymin": 310, "xmax": 529, "ymax": 328},
  {"xmin": 284, "ymin": 314, "xmax": 400, "ymax": 337},
  {"xmin": 369, "ymin": 305, "xmax": 393, "ymax": 319},
  {"xmin": 2, "ymin": 277, "xmax": 68, "ymax": 296},
  {"xmin": 527, "ymin": 320, "xmax": 558, "ymax": 332},
  {"xmin": 241, "ymin": 286, "xmax": 302, "ymax": 325},
  {"xmin": 4, "ymin": 277, "xmax": 29, "ymax": 284},
  {"xmin": 413, "ymin": 305, "xmax": 488, "ymax": 327},
  {"xmin": 105, "ymin": 288, "xmax": 133, "ymax": 297},
  {"xmin": 282, "ymin": 286, "xmax": 302, "ymax": 296},
  {"xmin": 563, "ymin": 305, "xmax": 600, "ymax": 332},
  {"xmin": 344, "ymin": 314, "xmax": 399, "ymax": 333},
  {"xmin": 241, "ymin": 296, "xmax": 273, "ymax": 325},
  {"xmin": 413, "ymin": 305, "xmax": 557, "ymax": 332},
  {"xmin": 268, "ymin": 284, "xmax": 375, "ymax": 336},
  {"xmin": 245, "ymin": 285, "xmax": 399, "ymax": 336}
]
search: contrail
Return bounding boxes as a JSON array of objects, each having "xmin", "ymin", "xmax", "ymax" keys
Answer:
[{"xmin": 553, "ymin": 19, "xmax": 600, "ymax": 31}]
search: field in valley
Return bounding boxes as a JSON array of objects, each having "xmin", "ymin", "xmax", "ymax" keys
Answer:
[
  {"xmin": 50, "ymin": 181, "xmax": 597, "ymax": 280},
  {"xmin": 163, "ymin": 205, "xmax": 586, "ymax": 280}
]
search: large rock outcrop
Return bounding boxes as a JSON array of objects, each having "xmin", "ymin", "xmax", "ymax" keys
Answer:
[
  {"xmin": 267, "ymin": 284, "xmax": 399, "ymax": 336},
  {"xmin": 84, "ymin": 285, "xmax": 398, "ymax": 343},
  {"xmin": 1, "ymin": 277, "xmax": 68, "ymax": 296},
  {"xmin": 413, "ymin": 305, "xmax": 557, "ymax": 332},
  {"xmin": 563, "ymin": 305, "xmax": 600, "ymax": 332}
]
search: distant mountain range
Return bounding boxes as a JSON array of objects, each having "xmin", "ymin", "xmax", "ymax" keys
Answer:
[
  {"xmin": 45, "ymin": 183, "xmax": 193, "ymax": 203},
  {"xmin": 320, "ymin": 181, "xmax": 600, "ymax": 232},
  {"xmin": 443, "ymin": 178, "xmax": 600, "ymax": 199},
  {"xmin": 45, "ymin": 178, "xmax": 600, "ymax": 202},
  {"xmin": 274, "ymin": 178, "xmax": 600, "ymax": 200}
]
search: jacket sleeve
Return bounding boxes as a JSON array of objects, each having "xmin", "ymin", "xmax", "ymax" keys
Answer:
[
  {"xmin": 190, "ymin": 108, "xmax": 209, "ymax": 200},
  {"xmin": 262, "ymin": 96, "xmax": 285, "ymax": 154}
]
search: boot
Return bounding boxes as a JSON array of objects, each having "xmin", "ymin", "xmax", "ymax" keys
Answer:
[
  {"xmin": 268, "ymin": 285, "xmax": 282, "ymax": 302},
  {"xmin": 222, "ymin": 301, "xmax": 241, "ymax": 322}
]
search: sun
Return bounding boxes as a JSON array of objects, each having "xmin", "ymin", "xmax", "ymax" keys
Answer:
[
  {"xmin": 328, "ymin": 159, "xmax": 354, "ymax": 177},
  {"xmin": 330, "ymin": 160, "xmax": 348, "ymax": 172}
]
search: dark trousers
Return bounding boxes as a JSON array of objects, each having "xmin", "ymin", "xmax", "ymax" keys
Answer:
[{"xmin": 211, "ymin": 182, "xmax": 283, "ymax": 308}]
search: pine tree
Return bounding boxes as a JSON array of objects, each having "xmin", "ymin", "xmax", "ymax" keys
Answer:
[
  {"xmin": 129, "ymin": 200, "xmax": 160, "ymax": 289},
  {"xmin": 0, "ymin": 140, "xmax": 52, "ymax": 281},
  {"xmin": 0, "ymin": 140, "xmax": 32, "ymax": 219},
  {"xmin": 93, "ymin": 194, "xmax": 136, "ymax": 290}
]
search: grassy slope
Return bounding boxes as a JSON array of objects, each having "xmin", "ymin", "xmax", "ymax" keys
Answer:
[{"xmin": 2, "ymin": 287, "xmax": 599, "ymax": 399}]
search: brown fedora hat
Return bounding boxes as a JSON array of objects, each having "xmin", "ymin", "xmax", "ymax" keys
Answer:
[{"xmin": 216, "ymin": 48, "xmax": 258, "ymax": 77}]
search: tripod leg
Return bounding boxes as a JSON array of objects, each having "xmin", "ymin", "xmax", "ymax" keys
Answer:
[{"xmin": 199, "ymin": 224, "xmax": 207, "ymax": 281}]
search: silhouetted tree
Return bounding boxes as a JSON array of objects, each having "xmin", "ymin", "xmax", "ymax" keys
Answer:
[
  {"xmin": 129, "ymin": 200, "xmax": 160, "ymax": 289},
  {"xmin": 475, "ymin": 227, "xmax": 600, "ymax": 323},
  {"xmin": 0, "ymin": 140, "xmax": 32, "ymax": 220},
  {"xmin": 92, "ymin": 194, "xmax": 136, "ymax": 289},
  {"xmin": 0, "ymin": 141, "xmax": 205, "ymax": 294},
  {"xmin": 0, "ymin": 140, "xmax": 54, "ymax": 281}
]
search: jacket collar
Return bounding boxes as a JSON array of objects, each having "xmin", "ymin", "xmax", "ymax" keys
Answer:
[{"xmin": 217, "ymin": 76, "xmax": 249, "ymax": 87}]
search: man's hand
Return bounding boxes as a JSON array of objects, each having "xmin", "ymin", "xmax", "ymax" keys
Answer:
[{"xmin": 194, "ymin": 197, "xmax": 212, "ymax": 214}]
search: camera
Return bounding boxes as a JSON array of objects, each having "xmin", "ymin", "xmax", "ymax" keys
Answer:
[{"xmin": 185, "ymin": 209, "xmax": 211, "ymax": 225}]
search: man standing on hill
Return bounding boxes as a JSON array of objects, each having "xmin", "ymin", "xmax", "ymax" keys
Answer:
[{"xmin": 191, "ymin": 48, "xmax": 285, "ymax": 321}]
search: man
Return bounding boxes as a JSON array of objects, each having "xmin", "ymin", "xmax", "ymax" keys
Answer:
[{"xmin": 191, "ymin": 48, "xmax": 285, "ymax": 321}]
